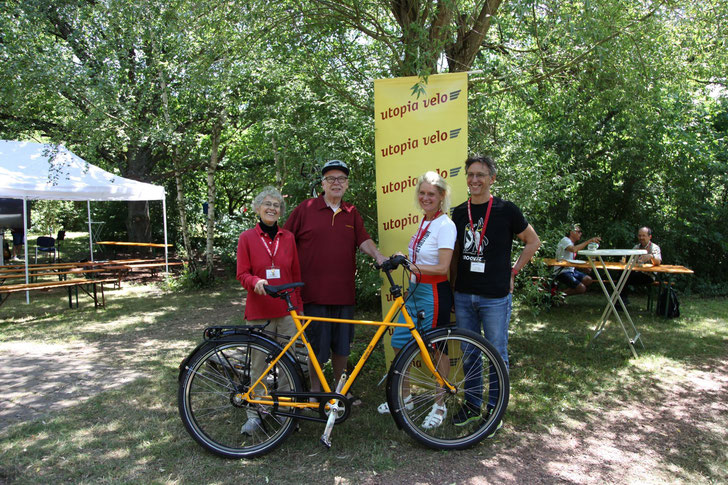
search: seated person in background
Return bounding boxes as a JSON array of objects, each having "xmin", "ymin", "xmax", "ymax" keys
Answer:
[
  {"xmin": 553, "ymin": 224, "xmax": 601, "ymax": 296},
  {"xmin": 621, "ymin": 226, "xmax": 662, "ymax": 304}
]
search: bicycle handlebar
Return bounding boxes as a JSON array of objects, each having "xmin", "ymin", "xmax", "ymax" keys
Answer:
[
  {"xmin": 264, "ymin": 255, "xmax": 409, "ymax": 302},
  {"xmin": 374, "ymin": 254, "xmax": 410, "ymax": 272}
]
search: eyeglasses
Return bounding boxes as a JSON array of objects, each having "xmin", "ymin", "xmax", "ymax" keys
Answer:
[
  {"xmin": 323, "ymin": 176, "xmax": 349, "ymax": 184},
  {"xmin": 466, "ymin": 172, "xmax": 491, "ymax": 179},
  {"xmin": 261, "ymin": 201, "xmax": 281, "ymax": 209}
]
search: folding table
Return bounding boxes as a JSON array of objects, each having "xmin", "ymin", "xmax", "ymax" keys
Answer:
[{"xmin": 578, "ymin": 248, "xmax": 647, "ymax": 358}]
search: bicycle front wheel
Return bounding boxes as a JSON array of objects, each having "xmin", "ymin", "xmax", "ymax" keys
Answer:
[
  {"xmin": 178, "ymin": 337, "xmax": 302, "ymax": 458},
  {"xmin": 387, "ymin": 327, "xmax": 509, "ymax": 450}
]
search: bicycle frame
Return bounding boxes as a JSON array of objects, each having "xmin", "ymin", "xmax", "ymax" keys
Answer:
[{"xmin": 237, "ymin": 293, "xmax": 456, "ymax": 411}]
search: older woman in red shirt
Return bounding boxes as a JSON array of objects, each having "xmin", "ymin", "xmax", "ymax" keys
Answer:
[{"xmin": 236, "ymin": 186, "xmax": 302, "ymax": 435}]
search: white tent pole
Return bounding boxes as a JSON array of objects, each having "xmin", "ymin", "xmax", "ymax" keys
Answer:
[
  {"xmin": 23, "ymin": 197, "xmax": 29, "ymax": 304},
  {"xmin": 87, "ymin": 201, "xmax": 94, "ymax": 262},
  {"xmin": 162, "ymin": 195, "xmax": 169, "ymax": 273}
]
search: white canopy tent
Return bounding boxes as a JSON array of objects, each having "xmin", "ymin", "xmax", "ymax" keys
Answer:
[{"xmin": 0, "ymin": 140, "xmax": 169, "ymax": 303}]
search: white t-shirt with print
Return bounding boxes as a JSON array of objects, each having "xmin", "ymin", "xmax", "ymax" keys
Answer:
[{"xmin": 408, "ymin": 214, "xmax": 456, "ymax": 266}]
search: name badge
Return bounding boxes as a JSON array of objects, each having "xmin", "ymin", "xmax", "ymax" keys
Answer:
[
  {"xmin": 470, "ymin": 262, "xmax": 485, "ymax": 273},
  {"xmin": 266, "ymin": 267, "xmax": 281, "ymax": 280}
]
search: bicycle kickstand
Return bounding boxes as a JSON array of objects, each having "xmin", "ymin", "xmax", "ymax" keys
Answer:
[{"xmin": 320, "ymin": 372, "xmax": 347, "ymax": 449}]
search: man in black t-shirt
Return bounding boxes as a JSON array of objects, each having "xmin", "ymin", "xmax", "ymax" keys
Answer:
[{"xmin": 450, "ymin": 155, "xmax": 541, "ymax": 433}]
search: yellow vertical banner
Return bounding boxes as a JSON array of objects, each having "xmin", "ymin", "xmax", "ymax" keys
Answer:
[{"xmin": 374, "ymin": 73, "xmax": 468, "ymax": 365}]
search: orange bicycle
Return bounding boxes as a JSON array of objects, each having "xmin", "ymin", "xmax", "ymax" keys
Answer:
[{"xmin": 178, "ymin": 255, "xmax": 509, "ymax": 457}]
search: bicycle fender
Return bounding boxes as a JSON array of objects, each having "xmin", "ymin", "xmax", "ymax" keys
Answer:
[{"xmin": 177, "ymin": 332, "xmax": 302, "ymax": 383}]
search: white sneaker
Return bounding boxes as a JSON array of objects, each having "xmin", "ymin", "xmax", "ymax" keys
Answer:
[
  {"xmin": 241, "ymin": 416, "xmax": 262, "ymax": 435},
  {"xmin": 377, "ymin": 394, "xmax": 413, "ymax": 414}
]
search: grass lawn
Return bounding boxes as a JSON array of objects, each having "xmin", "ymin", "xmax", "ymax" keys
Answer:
[{"xmin": 0, "ymin": 278, "xmax": 726, "ymax": 484}]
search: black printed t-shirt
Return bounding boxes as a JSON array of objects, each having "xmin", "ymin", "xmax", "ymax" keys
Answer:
[{"xmin": 452, "ymin": 196, "xmax": 528, "ymax": 298}]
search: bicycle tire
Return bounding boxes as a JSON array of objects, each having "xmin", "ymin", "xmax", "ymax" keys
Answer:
[
  {"xmin": 387, "ymin": 327, "xmax": 509, "ymax": 450},
  {"xmin": 178, "ymin": 336, "xmax": 302, "ymax": 458}
]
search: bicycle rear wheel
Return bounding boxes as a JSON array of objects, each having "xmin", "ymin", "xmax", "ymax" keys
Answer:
[
  {"xmin": 178, "ymin": 337, "xmax": 302, "ymax": 458},
  {"xmin": 387, "ymin": 327, "xmax": 509, "ymax": 450}
]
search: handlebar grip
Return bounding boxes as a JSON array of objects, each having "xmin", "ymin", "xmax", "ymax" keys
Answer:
[{"xmin": 376, "ymin": 255, "xmax": 410, "ymax": 272}]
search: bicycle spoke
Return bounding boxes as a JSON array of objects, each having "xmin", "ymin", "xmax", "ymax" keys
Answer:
[
  {"xmin": 387, "ymin": 329, "xmax": 509, "ymax": 450},
  {"xmin": 179, "ymin": 338, "xmax": 302, "ymax": 458}
]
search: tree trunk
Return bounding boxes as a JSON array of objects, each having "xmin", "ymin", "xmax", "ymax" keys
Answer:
[
  {"xmin": 205, "ymin": 120, "xmax": 223, "ymax": 272},
  {"xmin": 158, "ymin": 66, "xmax": 194, "ymax": 268},
  {"xmin": 126, "ymin": 200, "xmax": 151, "ymax": 241},
  {"xmin": 445, "ymin": 0, "xmax": 503, "ymax": 72},
  {"xmin": 174, "ymin": 160, "xmax": 194, "ymax": 268},
  {"xmin": 124, "ymin": 146, "xmax": 153, "ymax": 244},
  {"xmin": 272, "ymin": 136, "xmax": 284, "ymax": 190}
]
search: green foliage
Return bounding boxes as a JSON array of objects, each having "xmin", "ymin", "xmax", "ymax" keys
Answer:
[
  {"xmin": 162, "ymin": 264, "xmax": 216, "ymax": 291},
  {"xmin": 213, "ymin": 213, "xmax": 256, "ymax": 273},
  {"xmin": 355, "ymin": 251, "xmax": 383, "ymax": 312},
  {"xmin": 467, "ymin": 0, "xmax": 728, "ymax": 295},
  {"xmin": 30, "ymin": 200, "xmax": 80, "ymax": 236},
  {"xmin": 513, "ymin": 258, "xmax": 565, "ymax": 315}
]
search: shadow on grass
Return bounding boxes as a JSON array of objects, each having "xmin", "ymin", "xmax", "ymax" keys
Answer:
[
  {"xmin": 1, "ymin": 288, "xmax": 726, "ymax": 484},
  {"xmin": 498, "ymin": 293, "xmax": 728, "ymax": 482}
]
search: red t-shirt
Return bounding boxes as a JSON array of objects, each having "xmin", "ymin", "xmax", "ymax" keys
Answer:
[
  {"xmin": 284, "ymin": 196, "xmax": 371, "ymax": 305},
  {"xmin": 236, "ymin": 224, "xmax": 302, "ymax": 320}
]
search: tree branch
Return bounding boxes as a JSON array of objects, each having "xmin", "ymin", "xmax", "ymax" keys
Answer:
[{"xmin": 475, "ymin": 1, "xmax": 665, "ymax": 96}]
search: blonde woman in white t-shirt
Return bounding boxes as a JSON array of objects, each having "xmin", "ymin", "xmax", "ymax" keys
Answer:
[{"xmin": 377, "ymin": 171, "xmax": 456, "ymax": 429}]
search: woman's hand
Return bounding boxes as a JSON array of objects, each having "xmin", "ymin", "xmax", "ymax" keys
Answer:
[{"xmin": 254, "ymin": 279, "xmax": 269, "ymax": 295}]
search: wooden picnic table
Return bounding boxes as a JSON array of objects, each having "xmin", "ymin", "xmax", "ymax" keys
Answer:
[
  {"xmin": 0, "ymin": 278, "xmax": 118, "ymax": 309},
  {"xmin": 1, "ymin": 268, "xmax": 110, "ymax": 280},
  {"xmin": 543, "ymin": 258, "xmax": 694, "ymax": 275},
  {"xmin": 543, "ymin": 255, "xmax": 694, "ymax": 356},
  {"xmin": 0, "ymin": 259, "xmax": 169, "ymax": 275},
  {"xmin": 103, "ymin": 261, "xmax": 184, "ymax": 277},
  {"xmin": 96, "ymin": 241, "xmax": 172, "ymax": 248}
]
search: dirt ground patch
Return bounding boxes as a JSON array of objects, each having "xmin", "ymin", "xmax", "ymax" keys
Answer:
[
  {"xmin": 0, "ymin": 295, "xmax": 243, "ymax": 429},
  {"xmin": 359, "ymin": 358, "xmax": 728, "ymax": 484}
]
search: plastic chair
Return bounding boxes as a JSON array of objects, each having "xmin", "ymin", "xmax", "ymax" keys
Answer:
[{"xmin": 35, "ymin": 236, "xmax": 56, "ymax": 263}]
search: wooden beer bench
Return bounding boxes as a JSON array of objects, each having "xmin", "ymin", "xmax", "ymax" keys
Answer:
[
  {"xmin": 0, "ymin": 268, "xmax": 114, "ymax": 286},
  {"xmin": 104, "ymin": 261, "xmax": 184, "ymax": 278},
  {"xmin": 0, "ymin": 278, "xmax": 118, "ymax": 309}
]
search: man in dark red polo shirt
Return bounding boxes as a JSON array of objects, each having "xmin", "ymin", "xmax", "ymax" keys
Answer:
[{"xmin": 285, "ymin": 160, "xmax": 386, "ymax": 395}]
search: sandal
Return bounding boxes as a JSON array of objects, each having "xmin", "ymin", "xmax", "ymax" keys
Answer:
[
  {"xmin": 346, "ymin": 392, "xmax": 362, "ymax": 406},
  {"xmin": 377, "ymin": 394, "xmax": 413, "ymax": 414},
  {"xmin": 422, "ymin": 403, "xmax": 447, "ymax": 429}
]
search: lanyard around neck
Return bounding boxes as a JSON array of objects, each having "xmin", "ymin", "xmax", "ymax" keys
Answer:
[
  {"xmin": 411, "ymin": 211, "xmax": 441, "ymax": 263},
  {"xmin": 259, "ymin": 232, "xmax": 280, "ymax": 263},
  {"xmin": 467, "ymin": 196, "xmax": 493, "ymax": 257}
]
